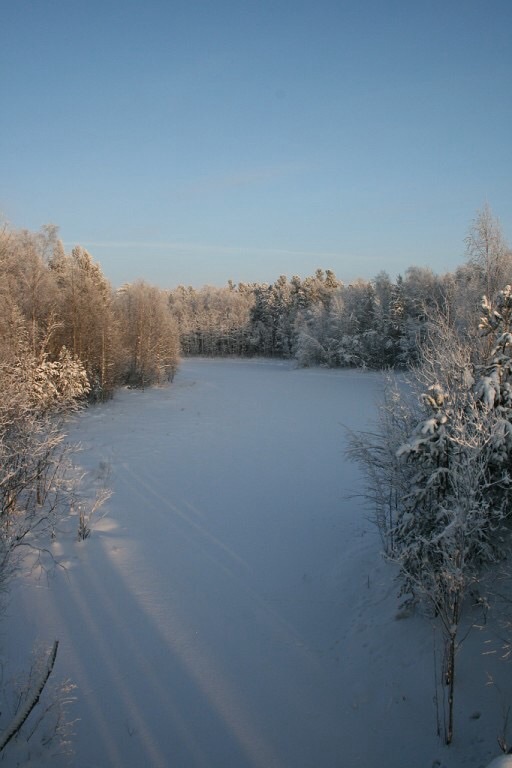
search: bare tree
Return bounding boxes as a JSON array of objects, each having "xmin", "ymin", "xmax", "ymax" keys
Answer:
[{"xmin": 465, "ymin": 204, "xmax": 512, "ymax": 307}]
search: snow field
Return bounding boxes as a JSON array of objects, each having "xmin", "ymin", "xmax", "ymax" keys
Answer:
[{"xmin": 3, "ymin": 359, "xmax": 512, "ymax": 767}]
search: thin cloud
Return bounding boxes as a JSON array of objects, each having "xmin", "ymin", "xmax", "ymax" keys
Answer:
[{"xmin": 63, "ymin": 240, "xmax": 341, "ymax": 261}]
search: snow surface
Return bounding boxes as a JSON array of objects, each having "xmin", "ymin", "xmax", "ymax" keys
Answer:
[{"xmin": 2, "ymin": 358, "xmax": 512, "ymax": 767}]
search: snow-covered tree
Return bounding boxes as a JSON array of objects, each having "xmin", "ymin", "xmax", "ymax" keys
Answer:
[
  {"xmin": 0, "ymin": 320, "xmax": 90, "ymax": 592},
  {"xmin": 349, "ymin": 291, "xmax": 512, "ymax": 744},
  {"xmin": 48, "ymin": 245, "xmax": 120, "ymax": 399},
  {"xmin": 169, "ymin": 283, "xmax": 254, "ymax": 357},
  {"xmin": 116, "ymin": 280, "xmax": 180, "ymax": 387}
]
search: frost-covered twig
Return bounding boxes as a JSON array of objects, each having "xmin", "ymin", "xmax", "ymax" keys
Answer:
[
  {"xmin": 77, "ymin": 486, "xmax": 112, "ymax": 541},
  {"xmin": 0, "ymin": 640, "xmax": 59, "ymax": 752}
]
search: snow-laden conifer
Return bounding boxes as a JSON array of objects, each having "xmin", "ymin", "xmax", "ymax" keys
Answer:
[{"xmin": 349, "ymin": 292, "xmax": 512, "ymax": 745}]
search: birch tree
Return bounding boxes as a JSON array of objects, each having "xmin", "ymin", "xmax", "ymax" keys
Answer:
[
  {"xmin": 116, "ymin": 280, "xmax": 180, "ymax": 387},
  {"xmin": 49, "ymin": 246, "xmax": 120, "ymax": 399}
]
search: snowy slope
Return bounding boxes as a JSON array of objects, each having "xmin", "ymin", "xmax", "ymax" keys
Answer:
[{"xmin": 2, "ymin": 359, "xmax": 511, "ymax": 767}]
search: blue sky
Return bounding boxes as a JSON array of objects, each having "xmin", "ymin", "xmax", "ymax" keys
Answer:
[{"xmin": 1, "ymin": 0, "xmax": 511, "ymax": 288}]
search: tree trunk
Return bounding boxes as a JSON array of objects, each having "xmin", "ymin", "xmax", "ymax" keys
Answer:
[{"xmin": 445, "ymin": 631, "xmax": 456, "ymax": 745}]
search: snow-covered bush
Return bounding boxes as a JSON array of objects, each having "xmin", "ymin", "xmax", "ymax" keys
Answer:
[{"xmin": 76, "ymin": 487, "xmax": 112, "ymax": 541}]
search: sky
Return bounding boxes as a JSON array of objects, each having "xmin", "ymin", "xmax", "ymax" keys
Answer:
[{"xmin": 1, "ymin": 0, "xmax": 511, "ymax": 289}]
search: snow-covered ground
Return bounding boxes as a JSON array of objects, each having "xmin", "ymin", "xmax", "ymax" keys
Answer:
[{"xmin": 2, "ymin": 358, "xmax": 512, "ymax": 767}]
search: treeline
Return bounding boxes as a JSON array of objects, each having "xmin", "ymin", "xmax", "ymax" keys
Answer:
[
  {"xmin": 2, "ymin": 205, "xmax": 509, "ymax": 392},
  {"xmin": 0, "ymin": 224, "xmax": 180, "ymax": 400},
  {"xmin": 170, "ymin": 206, "xmax": 512, "ymax": 370},
  {"xmin": 170, "ymin": 268, "xmax": 430, "ymax": 367}
]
